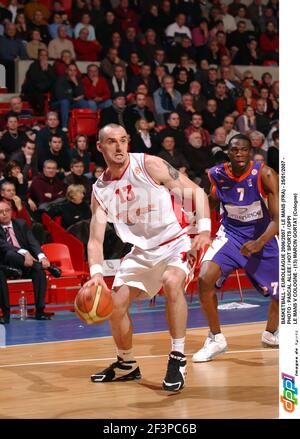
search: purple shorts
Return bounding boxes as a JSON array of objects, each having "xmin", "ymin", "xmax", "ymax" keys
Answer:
[{"xmin": 202, "ymin": 227, "xmax": 279, "ymax": 301}]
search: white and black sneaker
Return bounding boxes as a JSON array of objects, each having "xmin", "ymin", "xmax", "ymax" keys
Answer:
[
  {"xmin": 91, "ymin": 356, "xmax": 141, "ymax": 382},
  {"xmin": 162, "ymin": 351, "xmax": 187, "ymax": 392}
]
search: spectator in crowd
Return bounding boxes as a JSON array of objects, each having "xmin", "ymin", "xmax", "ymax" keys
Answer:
[
  {"xmin": 38, "ymin": 134, "xmax": 70, "ymax": 174},
  {"xmin": 267, "ymin": 129, "xmax": 279, "ymax": 174},
  {"xmin": 114, "ymin": 0, "xmax": 140, "ymax": 34},
  {"xmin": 261, "ymin": 72, "xmax": 273, "ymax": 90},
  {"xmin": 74, "ymin": 12, "xmax": 96, "ymax": 41},
  {"xmin": 71, "ymin": 0, "xmax": 90, "ymax": 25},
  {"xmin": 69, "ymin": 134, "xmax": 90, "ymax": 174},
  {"xmin": 234, "ymin": 37, "xmax": 262, "ymax": 65},
  {"xmin": 201, "ymin": 67, "xmax": 218, "ymax": 99},
  {"xmin": 0, "ymin": 181, "xmax": 32, "ymax": 225},
  {"xmin": 108, "ymin": 64, "xmax": 129, "ymax": 96},
  {"xmin": 30, "ymin": 159, "xmax": 66, "ymax": 207},
  {"xmin": 259, "ymin": 21, "xmax": 279, "ymax": 63},
  {"xmin": 130, "ymin": 118, "xmax": 160, "ymax": 155},
  {"xmin": 249, "ymin": 130, "xmax": 266, "ymax": 159},
  {"xmin": 11, "ymin": 139, "xmax": 38, "ymax": 181},
  {"xmin": 173, "ymin": 54, "xmax": 194, "ymax": 83},
  {"xmin": 124, "ymin": 92, "xmax": 155, "ymax": 137},
  {"xmin": 235, "ymin": 105, "xmax": 257, "ymax": 134},
  {"xmin": 140, "ymin": 4, "xmax": 165, "ymax": 37},
  {"xmin": 191, "ymin": 18, "xmax": 209, "ymax": 48},
  {"xmin": 128, "ymin": 63, "xmax": 157, "ymax": 97},
  {"xmin": 36, "ymin": 111, "xmax": 69, "ymax": 154},
  {"xmin": 214, "ymin": 79, "xmax": 237, "ymax": 121},
  {"xmin": 258, "ymin": 5, "xmax": 278, "ymax": 33},
  {"xmin": 82, "ymin": 64, "xmax": 112, "ymax": 111},
  {"xmin": 28, "ymin": 9, "xmax": 51, "ymax": 44},
  {"xmin": 48, "ymin": 25, "xmax": 76, "ymax": 60},
  {"xmin": 26, "ymin": 28, "xmax": 48, "ymax": 59},
  {"xmin": 218, "ymin": 54, "xmax": 242, "ymax": 81},
  {"xmin": 142, "ymin": 29, "xmax": 160, "ymax": 65},
  {"xmin": 126, "ymin": 51, "xmax": 142, "ymax": 81},
  {"xmin": 22, "ymin": 49, "xmax": 56, "ymax": 115},
  {"xmin": 97, "ymin": 10, "xmax": 121, "ymax": 44},
  {"xmin": 5, "ymin": 96, "xmax": 33, "ymax": 122},
  {"xmin": 24, "ymin": 1, "xmax": 51, "ymax": 23},
  {"xmin": 91, "ymin": 164, "xmax": 105, "ymax": 184},
  {"xmin": 158, "ymin": 135, "xmax": 190, "ymax": 176},
  {"xmin": 234, "ymin": 6, "xmax": 255, "ymax": 31},
  {"xmin": 184, "ymin": 131, "xmax": 215, "ymax": 192},
  {"xmin": 222, "ymin": 115, "xmax": 239, "ymax": 143},
  {"xmin": 0, "ymin": 200, "xmax": 52, "ymax": 320},
  {"xmin": 236, "ymin": 87, "xmax": 257, "ymax": 115},
  {"xmin": 99, "ymin": 92, "xmax": 127, "ymax": 128},
  {"xmin": 90, "ymin": 0, "xmax": 105, "ymax": 29},
  {"xmin": 176, "ymin": 93, "xmax": 197, "ymax": 129},
  {"xmin": 253, "ymin": 151, "xmax": 265, "ymax": 163},
  {"xmin": 210, "ymin": 126, "xmax": 228, "ymax": 156},
  {"xmin": 64, "ymin": 158, "xmax": 91, "ymax": 201},
  {"xmin": 188, "ymin": 81, "xmax": 207, "ymax": 114},
  {"xmin": 219, "ymin": 2, "xmax": 237, "ymax": 33},
  {"xmin": 73, "ymin": 27, "xmax": 101, "ymax": 61},
  {"xmin": 247, "ymin": 0, "xmax": 264, "ymax": 31},
  {"xmin": 184, "ymin": 112, "xmax": 210, "ymax": 147},
  {"xmin": 153, "ymin": 75, "xmax": 182, "ymax": 125},
  {"xmin": 174, "ymin": 68, "xmax": 190, "ymax": 95},
  {"xmin": 121, "ymin": 27, "xmax": 141, "ymax": 62},
  {"xmin": 0, "ymin": 116, "xmax": 29, "ymax": 161},
  {"xmin": 48, "ymin": 12, "xmax": 73, "ymax": 40},
  {"xmin": 54, "ymin": 49, "xmax": 79, "ymax": 77},
  {"xmin": 150, "ymin": 48, "xmax": 169, "ymax": 76},
  {"xmin": 228, "ymin": 20, "xmax": 250, "ymax": 62},
  {"xmin": 202, "ymin": 99, "xmax": 222, "ymax": 135},
  {"xmin": 159, "ymin": 111, "xmax": 186, "ymax": 151},
  {"xmin": 0, "ymin": 23, "xmax": 28, "ymax": 92},
  {"xmin": 15, "ymin": 12, "xmax": 30, "ymax": 41},
  {"xmin": 52, "ymin": 63, "xmax": 92, "ymax": 131},
  {"xmin": 4, "ymin": 160, "xmax": 28, "ymax": 200},
  {"xmin": 61, "ymin": 184, "xmax": 91, "ymax": 230},
  {"xmin": 101, "ymin": 47, "xmax": 126, "ymax": 79},
  {"xmin": 165, "ymin": 13, "xmax": 191, "ymax": 46}
]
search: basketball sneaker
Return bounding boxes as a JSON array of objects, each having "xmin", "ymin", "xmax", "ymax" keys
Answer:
[
  {"xmin": 192, "ymin": 332, "xmax": 228, "ymax": 362},
  {"xmin": 91, "ymin": 356, "xmax": 141, "ymax": 382},
  {"xmin": 261, "ymin": 329, "xmax": 279, "ymax": 347},
  {"xmin": 162, "ymin": 351, "xmax": 187, "ymax": 392}
]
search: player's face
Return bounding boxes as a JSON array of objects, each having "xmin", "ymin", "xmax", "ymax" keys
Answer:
[
  {"xmin": 228, "ymin": 139, "xmax": 251, "ymax": 171},
  {"xmin": 97, "ymin": 127, "xmax": 129, "ymax": 167}
]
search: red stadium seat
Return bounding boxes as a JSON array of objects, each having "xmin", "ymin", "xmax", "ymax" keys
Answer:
[{"xmin": 68, "ymin": 109, "xmax": 101, "ymax": 140}]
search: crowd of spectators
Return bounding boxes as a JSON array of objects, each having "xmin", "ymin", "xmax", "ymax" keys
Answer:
[{"xmin": 0, "ymin": 0, "xmax": 279, "ymax": 256}]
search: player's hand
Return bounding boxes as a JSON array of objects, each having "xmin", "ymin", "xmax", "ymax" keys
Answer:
[
  {"xmin": 83, "ymin": 274, "xmax": 109, "ymax": 290},
  {"xmin": 191, "ymin": 231, "xmax": 212, "ymax": 250},
  {"xmin": 240, "ymin": 240, "xmax": 264, "ymax": 256}
]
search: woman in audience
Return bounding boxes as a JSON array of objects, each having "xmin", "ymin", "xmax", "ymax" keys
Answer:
[
  {"xmin": 54, "ymin": 49, "xmax": 80, "ymax": 76},
  {"xmin": 26, "ymin": 29, "xmax": 48, "ymax": 59},
  {"xmin": 4, "ymin": 160, "xmax": 28, "ymax": 200},
  {"xmin": 61, "ymin": 184, "xmax": 91, "ymax": 230},
  {"xmin": 69, "ymin": 134, "xmax": 90, "ymax": 174}
]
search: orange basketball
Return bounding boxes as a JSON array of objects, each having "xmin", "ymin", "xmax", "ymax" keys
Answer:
[{"xmin": 74, "ymin": 284, "xmax": 113, "ymax": 324}]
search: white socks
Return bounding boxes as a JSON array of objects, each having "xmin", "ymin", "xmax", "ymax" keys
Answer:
[
  {"xmin": 171, "ymin": 337, "xmax": 185, "ymax": 354},
  {"xmin": 117, "ymin": 348, "xmax": 135, "ymax": 362}
]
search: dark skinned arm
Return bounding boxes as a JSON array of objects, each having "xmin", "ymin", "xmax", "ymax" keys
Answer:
[{"xmin": 240, "ymin": 165, "xmax": 279, "ymax": 256}]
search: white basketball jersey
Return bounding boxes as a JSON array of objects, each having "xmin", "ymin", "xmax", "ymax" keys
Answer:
[{"xmin": 93, "ymin": 153, "xmax": 186, "ymax": 249}]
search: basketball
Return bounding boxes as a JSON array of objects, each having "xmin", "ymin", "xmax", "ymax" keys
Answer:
[{"xmin": 74, "ymin": 284, "xmax": 113, "ymax": 324}]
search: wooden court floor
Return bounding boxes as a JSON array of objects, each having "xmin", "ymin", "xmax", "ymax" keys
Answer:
[{"xmin": 0, "ymin": 322, "xmax": 278, "ymax": 419}]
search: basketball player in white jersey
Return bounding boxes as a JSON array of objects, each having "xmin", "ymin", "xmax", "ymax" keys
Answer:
[{"xmin": 84, "ymin": 124, "xmax": 211, "ymax": 391}]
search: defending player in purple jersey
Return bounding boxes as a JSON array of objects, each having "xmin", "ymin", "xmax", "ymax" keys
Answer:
[{"xmin": 193, "ymin": 134, "xmax": 279, "ymax": 362}]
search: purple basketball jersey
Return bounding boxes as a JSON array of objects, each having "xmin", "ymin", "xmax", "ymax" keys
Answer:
[{"xmin": 204, "ymin": 161, "xmax": 279, "ymax": 300}]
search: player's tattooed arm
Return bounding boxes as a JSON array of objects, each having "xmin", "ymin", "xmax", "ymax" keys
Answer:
[{"xmin": 162, "ymin": 160, "xmax": 179, "ymax": 180}]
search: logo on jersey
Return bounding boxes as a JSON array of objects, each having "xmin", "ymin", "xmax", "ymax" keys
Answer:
[
  {"xmin": 225, "ymin": 200, "xmax": 263, "ymax": 222},
  {"xmin": 251, "ymin": 169, "xmax": 258, "ymax": 176},
  {"xmin": 247, "ymin": 179, "xmax": 253, "ymax": 187},
  {"xmin": 134, "ymin": 167, "xmax": 141, "ymax": 175}
]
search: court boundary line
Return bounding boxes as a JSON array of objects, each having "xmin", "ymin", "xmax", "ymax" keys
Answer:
[
  {"xmin": 0, "ymin": 347, "xmax": 278, "ymax": 369},
  {"xmin": 3, "ymin": 320, "xmax": 267, "ymax": 348}
]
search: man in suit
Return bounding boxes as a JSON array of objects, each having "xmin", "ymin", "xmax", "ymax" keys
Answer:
[{"xmin": 0, "ymin": 200, "xmax": 52, "ymax": 320}]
